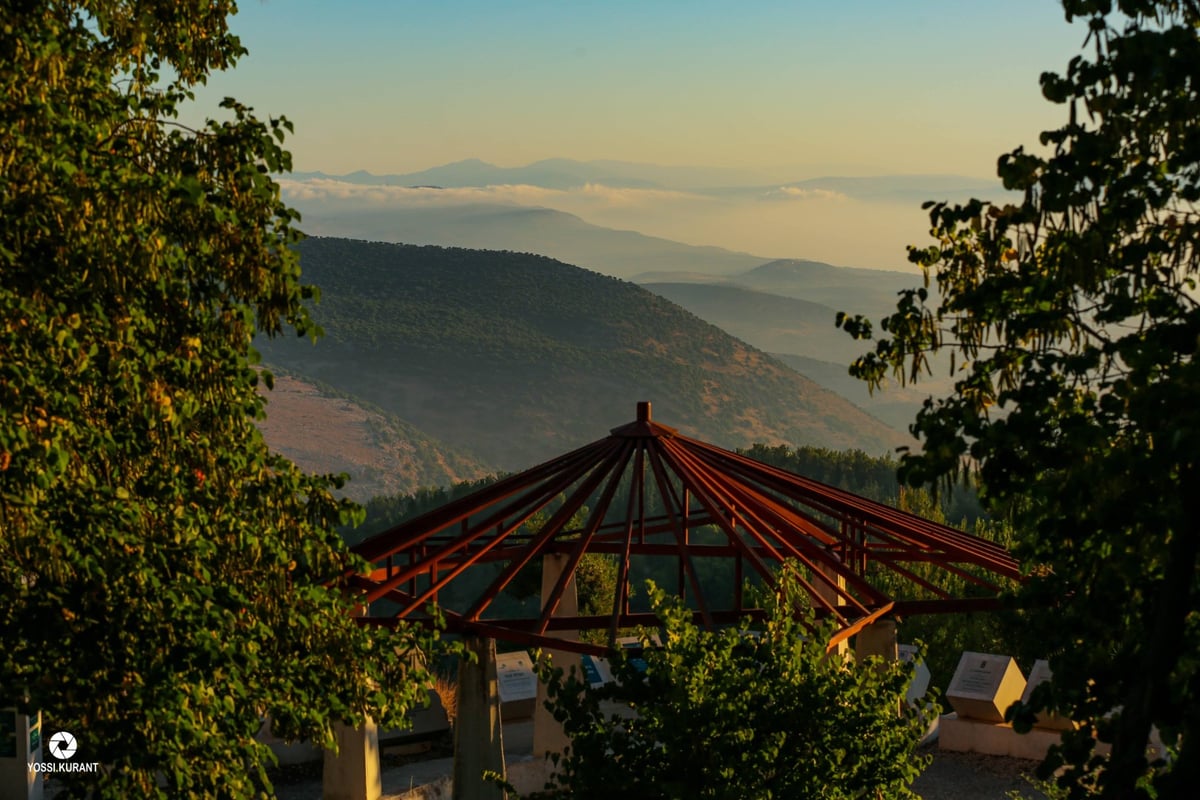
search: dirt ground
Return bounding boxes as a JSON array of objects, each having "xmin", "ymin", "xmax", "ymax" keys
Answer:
[{"xmin": 911, "ymin": 746, "xmax": 1052, "ymax": 799}]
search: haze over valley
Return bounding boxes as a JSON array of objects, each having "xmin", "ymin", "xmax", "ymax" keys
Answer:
[
  {"xmin": 257, "ymin": 159, "xmax": 982, "ymax": 489},
  {"xmin": 207, "ymin": 1, "xmax": 1091, "ymax": 493},
  {"xmin": 281, "ymin": 159, "xmax": 1010, "ymax": 273},
  {"xmin": 255, "ymin": 238, "xmax": 915, "ymax": 497}
]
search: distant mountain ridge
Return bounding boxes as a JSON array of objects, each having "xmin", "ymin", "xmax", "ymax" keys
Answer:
[
  {"xmin": 634, "ymin": 258, "xmax": 925, "ymax": 323},
  {"xmin": 289, "ymin": 158, "xmax": 1003, "ymax": 198},
  {"xmin": 257, "ymin": 238, "xmax": 908, "ymax": 472},
  {"xmin": 637, "ymin": 271, "xmax": 946, "ymax": 433},
  {"xmin": 292, "ymin": 158, "xmax": 667, "ymax": 190},
  {"xmin": 641, "ymin": 282, "xmax": 865, "ymax": 365},
  {"xmin": 297, "ymin": 203, "xmax": 769, "ymax": 279}
]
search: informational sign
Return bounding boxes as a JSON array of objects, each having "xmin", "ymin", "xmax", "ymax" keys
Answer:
[
  {"xmin": 580, "ymin": 655, "xmax": 615, "ymax": 688},
  {"xmin": 946, "ymin": 651, "xmax": 1027, "ymax": 723},
  {"xmin": 1020, "ymin": 659, "xmax": 1074, "ymax": 730},
  {"xmin": 897, "ymin": 644, "xmax": 932, "ymax": 705},
  {"xmin": 616, "ymin": 635, "xmax": 660, "ymax": 679},
  {"xmin": 496, "ymin": 651, "xmax": 537, "ymax": 719}
]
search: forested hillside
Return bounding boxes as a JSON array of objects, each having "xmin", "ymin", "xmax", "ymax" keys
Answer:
[{"xmin": 258, "ymin": 238, "xmax": 908, "ymax": 471}]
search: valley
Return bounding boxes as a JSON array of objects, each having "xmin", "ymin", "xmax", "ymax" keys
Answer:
[{"xmin": 255, "ymin": 237, "xmax": 911, "ymax": 482}]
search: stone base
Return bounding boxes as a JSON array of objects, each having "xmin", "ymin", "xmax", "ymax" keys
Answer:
[
  {"xmin": 939, "ymin": 713, "xmax": 1062, "ymax": 760},
  {"xmin": 500, "ymin": 698, "xmax": 535, "ymax": 722},
  {"xmin": 940, "ymin": 713, "xmax": 1166, "ymax": 764}
]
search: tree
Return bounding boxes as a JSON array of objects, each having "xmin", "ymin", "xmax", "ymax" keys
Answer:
[
  {"xmin": 516, "ymin": 580, "xmax": 932, "ymax": 800},
  {"xmin": 0, "ymin": 3, "xmax": 435, "ymax": 797},
  {"xmin": 838, "ymin": 1, "xmax": 1200, "ymax": 796}
]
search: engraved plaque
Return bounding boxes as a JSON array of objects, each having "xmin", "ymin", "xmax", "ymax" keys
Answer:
[
  {"xmin": 946, "ymin": 651, "xmax": 1026, "ymax": 723},
  {"xmin": 496, "ymin": 651, "xmax": 538, "ymax": 719}
]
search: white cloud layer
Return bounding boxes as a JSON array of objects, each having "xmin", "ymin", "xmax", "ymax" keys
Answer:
[
  {"xmin": 768, "ymin": 186, "xmax": 850, "ymax": 202},
  {"xmin": 276, "ymin": 179, "xmax": 712, "ymax": 210},
  {"xmin": 278, "ymin": 177, "xmax": 932, "ymax": 271}
]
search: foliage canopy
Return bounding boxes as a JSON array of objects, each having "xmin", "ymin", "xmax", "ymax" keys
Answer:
[
  {"xmin": 515, "ymin": 581, "xmax": 932, "ymax": 800},
  {"xmin": 839, "ymin": 1, "xmax": 1200, "ymax": 796},
  {"xmin": 1, "ymin": 3, "xmax": 434, "ymax": 796}
]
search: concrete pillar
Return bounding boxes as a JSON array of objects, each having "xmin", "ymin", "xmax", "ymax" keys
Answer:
[
  {"xmin": 533, "ymin": 554, "xmax": 581, "ymax": 759},
  {"xmin": 321, "ymin": 717, "xmax": 381, "ymax": 800},
  {"xmin": 0, "ymin": 709, "xmax": 43, "ymax": 800},
  {"xmin": 813, "ymin": 560, "xmax": 849, "ymax": 657},
  {"xmin": 453, "ymin": 636, "xmax": 505, "ymax": 800},
  {"xmin": 854, "ymin": 618, "xmax": 899, "ymax": 662},
  {"xmin": 323, "ymin": 601, "xmax": 382, "ymax": 800}
]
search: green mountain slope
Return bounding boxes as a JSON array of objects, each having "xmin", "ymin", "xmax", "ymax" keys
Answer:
[{"xmin": 258, "ymin": 238, "xmax": 907, "ymax": 471}]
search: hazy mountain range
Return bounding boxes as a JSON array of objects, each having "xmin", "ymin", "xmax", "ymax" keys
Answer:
[
  {"xmin": 283, "ymin": 158, "xmax": 1009, "ymax": 272},
  {"xmin": 251, "ymin": 158, "xmax": 977, "ymax": 497},
  {"xmin": 255, "ymin": 238, "xmax": 910, "ymax": 492},
  {"xmin": 291, "ymin": 158, "xmax": 1005, "ymax": 201},
  {"xmin": 296, "ymin": 203, "xmax": 765, "ymax": 280}
]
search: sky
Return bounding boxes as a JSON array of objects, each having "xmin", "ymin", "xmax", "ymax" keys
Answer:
[{"xmin": 187, "ymin": 1, "xmax": 1096, "ymax": 268}]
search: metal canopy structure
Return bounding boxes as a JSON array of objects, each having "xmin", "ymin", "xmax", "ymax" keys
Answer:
[{"xmin": 347, "ymin": 402, "xmax": 1022, "ymax": 655}]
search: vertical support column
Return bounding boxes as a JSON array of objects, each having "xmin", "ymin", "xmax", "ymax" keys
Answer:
[
  {"xmin": 453, "ymin": 636, "xmax": 505, "ymax": 800},
  {"xmin": 0, "ymin": 709, "xmax": 42, "ymax": 800},
  {"xmin": 323, "ymin": 603, "xmax": 381, "ymax": 800},
  {"xmin": 533, "ymin": 554, "xmax": 581, "ymax": 759},
  {"xmin": 854, "ymin": 618, "xmax": 899, "ymax": 662},
  {"xmin": 322, "ymin": 717, "xmax": 381, "ymax": 800},
  {"xmin": 855, "ymin": 619, "xmax": 901, "ymax": 718},
  {"xmin": 813, "ymin": 560, "xmax": 849, "ymax": 656}
]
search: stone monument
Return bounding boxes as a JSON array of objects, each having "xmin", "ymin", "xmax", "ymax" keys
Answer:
[{"xmin": 946, "ymin": 651, "xmax": 1027, "ymax": 723}]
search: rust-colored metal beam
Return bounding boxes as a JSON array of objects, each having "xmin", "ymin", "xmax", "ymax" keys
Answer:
[
  {"xmin": 347, "ymin": 401, "xmax": 1025, "ymax": 656},
  {"xmin": 535, "ymin": 441, "xmax": 635, "ymax": 635}
]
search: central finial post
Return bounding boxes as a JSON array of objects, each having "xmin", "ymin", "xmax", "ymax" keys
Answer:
[{"xmin": 637, "ymin": 401, "xmax": 651, "ymax": 422}]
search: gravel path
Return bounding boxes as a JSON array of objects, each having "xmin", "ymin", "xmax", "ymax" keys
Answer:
[{"xmin": 912, "ymin": 747, "xmax": 1051, "ymax": 799}]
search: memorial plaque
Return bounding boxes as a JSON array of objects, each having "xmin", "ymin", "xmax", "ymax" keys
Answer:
[
  {"xmin": 946, "ymin": 651, "xmax": 1026, "ymax": 723},
  {"xmin": 616, "ymin": 635, "xmax": 660, "ymax": 679},
  {"xmin": 1021, "ymin": 659, "xmax": 1074, "ymax": 730},
  {"xmin": 898, "ymin": 644, "xmax": 932, "ymax": 705},
  {"xmin": 581, "ymin": 654, "xmax": 615, "ymax": 688},
  {"xmin": 496, "ymin": 651, "xmax": 537, "ymax": 719}
]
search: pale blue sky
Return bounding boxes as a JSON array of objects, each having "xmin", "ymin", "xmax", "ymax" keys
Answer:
[{"xmin": 192, "ymin": 0, "xmax": 1090, "ymax": 179}]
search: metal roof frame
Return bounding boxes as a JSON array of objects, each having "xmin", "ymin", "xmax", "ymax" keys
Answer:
[{"xmin": 346, "ymin": 402, "xmax": 1022, "ymax": 655}]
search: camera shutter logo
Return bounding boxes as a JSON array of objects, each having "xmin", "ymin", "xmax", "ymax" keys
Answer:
[{"xmin": 48, "ymin": 731, "xmax": 78, "ymax": 760}]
